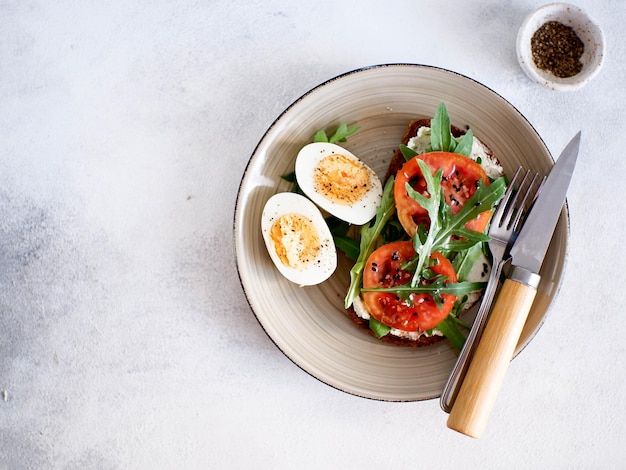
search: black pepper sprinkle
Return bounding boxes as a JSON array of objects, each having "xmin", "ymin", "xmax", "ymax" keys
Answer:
[
  {"xmin": 482, "ymin": 262, "xmax": 489, "ymax": 278},
  {"xmin": 531, "ymin": 21, "xmax": 584, "ymax": 78}
]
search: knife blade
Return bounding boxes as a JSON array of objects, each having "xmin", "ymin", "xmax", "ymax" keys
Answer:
[{"xmin": 446, "ymin": 131, "xmax": 581, "ymax": 438}]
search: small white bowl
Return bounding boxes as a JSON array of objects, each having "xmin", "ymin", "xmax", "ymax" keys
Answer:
[{"xmin": 517, "ymin": 3, "xmax": 605, "ymax": 91}]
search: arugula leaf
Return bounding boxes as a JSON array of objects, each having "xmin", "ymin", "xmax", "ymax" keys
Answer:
[
  {"xmin": 382, "ymin": 219, "xmax": 408, "ymax": 244},
  {"xmin": 331, "ymin": 123, "xmax": 360, "ymax": 143},
  {"xmin": 344, "ymin": 177, "xmax": 396, "ymax": 309},
  {"xmin": 280, "ymin": 171, "xmax": 304, "ymax": 195},
  {"xmin": 430, "ymin": 103, "xmax": 452, "ymax": 152},
  {"xmin": 453, "ymin": 128, "xmax": 474, "ymax": 157},
  {"xmin": 324, "ymin": 216, "xmax": 360, "ymax": 259},
  {"xmin": 431, "ymin": 177, "xmax": 506, "ymax": 250},
  {"xmin": 361, "ymin": 280, "xmax": 486, "ymax": 298},
  {"xmin": 400, "ymin": 144, "xmax": 418, "ymax": 161},
  {"xmin": 435, "ymin": 315, "xmax": 466, "ymax": 350},
  {"xmin": 334, "ymin": 235, "xmax": 360, "ymax": 260},
  {"xmin": 441, "ymin": 230, "xmax": 490, "ymax": 252},
  {"xmin": 453, "ymin": 242, "xmax": 485, "ymax": 281},
  {"xmin": 281, "ymin": 172, "xmax": 296, "ymax": 183},
  {"xmin": 399, "ymin": 103, "xmax": 476, "ymax": 161},
  {"xmin": 314, "ymin": 123, "xmax": 360, "ymax": 144},
  {"xmin": 369, "ymin": 317, "xmax": 391, "ymax": 338},
  {"xmin": 313, "ymin": 130, "xmax": 329, "ymax": 142},
  {"xmin": 325, "ymin": 215, "xmax": 350, "ymax": 237},
  {"xmin": 399, "ymin": 160, "xmax": 505, "ymax": 309},
  {"xmin": 426, "ymin": 102, "xmax": 476, "ymax": 158},
  {"xmin": 404, "ymin": 160, "xmax": 444, "ymax": 287}
]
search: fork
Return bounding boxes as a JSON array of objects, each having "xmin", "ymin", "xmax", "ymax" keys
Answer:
[{"xmin": 440, "ymin": 167, "xmax": 543, "ymax": 413}]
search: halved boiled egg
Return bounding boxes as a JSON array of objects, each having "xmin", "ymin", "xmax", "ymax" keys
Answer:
[
  {"xmin": 261, "ymin": 192, "xmax": 337, "ymax": 286},
  {"xmin": 295, "ymin": 142, "xmax": 382, "ymax": 225}
]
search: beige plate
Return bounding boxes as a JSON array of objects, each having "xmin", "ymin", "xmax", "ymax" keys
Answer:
[{"xmin": 234, "ymin": 64, "xmax": 568, "ymax": 401}]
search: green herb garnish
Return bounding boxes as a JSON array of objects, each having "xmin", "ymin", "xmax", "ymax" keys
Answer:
[
  {"xmin": 369, "ymin": 317, "xmax": 392, "ymax": 338},
  {"xmin": 403, "ymin": 163, "xmax": 506, "ymax": 287},
  {"xmin": 280, "ymin": 171, "xmax": 304, "ymax": 195},
  {"xmin": 398, "ymin": 102, "xmax": 474, "ymax": 160},
  {"xmin": 366, "ymin": 159, "xmax": 504, "ymax": 345},
  {"xmin": 453, "ymin": 242, "xmax": 486, "ymax": 282},
  {"xmin": 344, "ymin": 176, "xmax": 396, "ymax": 309},
  {"xmin": 400, "ymin": 144, "xmax": 418, "ymax": 162},
  {"xmin": 362, "ymin": 280, "xmax": 486, "ymax": 297},
  {"xmin": 405, "ymin": 161, "xmax": 443, "ymax": 287},
  {"xmin": 334, "ymin": 236, "xmax": 360, "ymax": 260},
  {"xmin": 453, "ymin": 128, "xmax": 474, "ymax": 157},
  {"xmin": 435, "ymin": 315, "xmax": 467, "ymax": 350},
  {"xmin": 314, "ymin": 123, "xmax": 361, "ymax": 144},
  {"xmin": 430, "ymin": 102, "xmax": 453, "ymax": 152}
]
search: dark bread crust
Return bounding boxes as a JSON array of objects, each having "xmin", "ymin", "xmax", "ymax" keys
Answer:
[
  {"xmin": 345, "ymin": 304, "xmax": 444, "ymax": 347},
  {"xmin": 347, "ymin": 118, "xmax": 494, "ymax": 347}
]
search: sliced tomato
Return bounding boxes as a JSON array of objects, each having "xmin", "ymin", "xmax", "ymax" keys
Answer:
[
  {"xmin": 394, "ymin": 151, "xmax": 492, "ymax": 238},
  {"xmin": 362, "ymin": 241, "xmax": 457, "ymax": 332}
]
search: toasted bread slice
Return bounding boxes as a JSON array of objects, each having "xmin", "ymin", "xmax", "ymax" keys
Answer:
[{"xmin": 346, "ymin": 118, "xmax": 500, "ymax": 347}]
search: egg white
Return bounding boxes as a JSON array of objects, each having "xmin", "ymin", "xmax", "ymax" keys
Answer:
[
  {"xmin": 261, "ymin": 192, "xmax": 337, "ymax": 286},
  {"xmin": 295, "ymin": 142, "xmax": 383, "ymax": 225}
]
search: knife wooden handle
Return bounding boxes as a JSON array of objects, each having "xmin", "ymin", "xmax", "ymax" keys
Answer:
[{"xmin": 447, "ymin": 276, "xmax": 537, "ymax": 438}]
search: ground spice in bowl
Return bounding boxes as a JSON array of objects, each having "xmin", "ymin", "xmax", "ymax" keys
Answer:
[{"xmin": 531, "ymin": 21, "xmax": 584, "ymax": 78}]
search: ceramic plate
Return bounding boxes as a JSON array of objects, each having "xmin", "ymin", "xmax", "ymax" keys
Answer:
[{"xmin": 234, "ymin": 64, "xmax": 568, "ymax": 401}]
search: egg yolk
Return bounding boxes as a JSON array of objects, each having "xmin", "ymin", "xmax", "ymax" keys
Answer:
[
  {"xmin": 314, "ymin": 153, "xmax": 371, "ymax": 206},
  {"xmin": 270, "ymin": 214, "xmax": 320, "ymax": 269}
]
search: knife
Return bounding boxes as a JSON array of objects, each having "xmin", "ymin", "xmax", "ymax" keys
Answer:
[{"xmin": 446, "ymin": 131, "xmax": 581, "ymax": 438}]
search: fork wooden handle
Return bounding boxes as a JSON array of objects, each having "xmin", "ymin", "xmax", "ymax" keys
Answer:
[{"xmin": 447, "ymin": 276, "xmax": 537, "ymax": 438}]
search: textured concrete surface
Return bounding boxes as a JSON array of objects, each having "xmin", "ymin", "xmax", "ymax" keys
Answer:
[{"xmin": 1, "ymin": 0, "xmax": 625, "ymax": 468}]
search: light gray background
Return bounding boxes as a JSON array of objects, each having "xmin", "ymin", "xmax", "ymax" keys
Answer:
[{"xmin": 2, "ymin": 1, "xmax": 624, "ymax": 468}]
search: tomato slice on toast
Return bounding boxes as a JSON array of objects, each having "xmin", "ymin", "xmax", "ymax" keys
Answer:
[
  {"xmin": 362, "ymin": 241, "xmax": 457, "ymax": 332},
  {"xmin": 394, "ymin": 151, "xmax": 492, "ymax": 238}
]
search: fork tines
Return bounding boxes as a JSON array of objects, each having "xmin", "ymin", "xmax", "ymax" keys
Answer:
[{"xmin": 495, "ymin": 167, "xmax": 545, "ymax": 232}]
